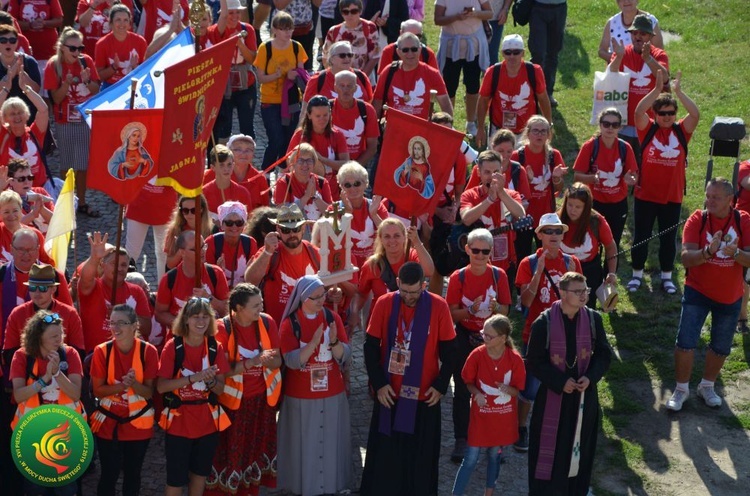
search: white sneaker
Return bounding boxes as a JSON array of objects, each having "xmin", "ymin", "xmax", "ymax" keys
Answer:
[
  {"xmin": 466, "ymin": 121, "xmax": 478, "ymax": 137},
  {"xmin": 666, "ymin": 388, "xmax": 689, "ymax": 411},
  {"xmin": 697, "ymin": 385, "xmax": 722, "ymax": 408}
]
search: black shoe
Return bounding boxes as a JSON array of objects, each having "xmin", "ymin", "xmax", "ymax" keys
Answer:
[
  {"xmin": 450, "ymin": 437, "xmax": 467, "ymax": 463},
  {"xmin": 514, "ymin": 427, "xmax": 529, "ymax": 452},
  {"xmin": 549, "ymin": 96, "xmax": 559, "ymax": 108}
]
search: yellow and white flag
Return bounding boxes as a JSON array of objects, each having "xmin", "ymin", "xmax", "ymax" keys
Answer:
[{"xmin": 44, "ymin": 170, "xmax": 76, "ymax": 271}]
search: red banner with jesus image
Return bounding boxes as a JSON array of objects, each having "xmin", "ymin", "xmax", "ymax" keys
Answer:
[
  {"xmin": 156, "ymin": 36, "xmax": 237, "ymax": 196},
  {"xmin": 373, "ymin": 107, "xmax": 465, "ymax": 216}
]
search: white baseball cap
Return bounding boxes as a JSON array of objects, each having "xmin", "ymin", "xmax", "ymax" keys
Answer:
[{"xmin": 501, "ymin": 34, "xmax": 524, "ymax": 51}]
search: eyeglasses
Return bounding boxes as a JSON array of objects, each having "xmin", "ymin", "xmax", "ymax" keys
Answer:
[
  {"xmin": 28, "ymin": 284, "xmax": 51, "ymax": 292},
  {"xmin": 600, "ymin": 121, "xmax": 621, "ymax": 129},
  {"xmin": 279, "ymin": 225, "xmax": 303, "ymax": 234},
  {"xmin": 222, "ymin": 219, "xmax": 245, "ymax": 227},
  {"xmin": 180, "ymin": 207, "xmax": 196, "ymax": 215},
  {"xmin": 340, "ymin": 8, "xmax": 360, "ymax": 15},
  {"xmin": 13, "ymin": 174, "xmax": 34, "ymax": 182},
  {"xmin": 307, "ymin": 293, "xmax": 326, "ymax": 301},
  {"xmin": 656, "ymin": 110, "xmax": 676, "ymax": 117},
  {"xmin": 503, "ymin": 49, "xmax": 523, "ymax": 56},
  {"xmin": 530, "ymin": 128, "xmax": 549, "ymax": 135},
  {"xmin": 0, "ymin": 37, "xmax": 18, "ymax": 44},
  {"xmin": 109, "ymin": 320, "xmax": 134, "ymax": 328},
  {"xmin": 64, "ymin": 45, "xmax": 85, "ymax": 52},
  {"xmin": 42, "ymin": 313, "xmax": 61, "ymax": 324},
  {"xmin": 335, "ymin": 52, "xmax": 354, "ymax": 59},
  {"xmin": 399, "ymin": 287, "xmax": 423, "ymax": 296},
  {"xmin": 342, "ymin": 181, "xmax": 362, "ymax": 189},
  {"xmin": 12, "ymin": 245, "xmax": 37, "ymax": 255},
  {"xmin": 540, "ymin": 228, "xmax": 564, "ymax": 235},
  {"xmin": 564, "ymin": 287, "xmax": 591, "ymax": 297},
  {"xmin": 296, "ymin": 158, "xmax": 316, "ymax": 167},
  {"xmin": 398, "ymin": 46, "xmax": 420, "ymax": 53},
  {"xmin": 470, "ymin": 248, "xmax": 491, "ymax": 255},
  {"xmin": 480, "ymin": 331, "xmax": 499, "ymax": 341}
]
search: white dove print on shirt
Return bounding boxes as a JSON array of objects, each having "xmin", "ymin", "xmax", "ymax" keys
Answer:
[
  {"xmin": 341, "ymin": 117, "xmax": 365, "ymax": 147},
  {"xmin": 8, "ymin": 137, "xmax": 39, "ymax": 169},
  {"xmin": 652, "ymin": 132, "xmax": 680, "ymax": 159},
  {"xmin": 707, "ymin": 227, "xmax": 738, "ymax": 259},
  {"xmin": 351, "ymin": 215, "xmax": 376, "ymax": 249},
  {"xmin": 461, "ymin": 286, "xmax": 498, "ymax": 319},
  {"xmin": 500, "ymin": 82, "xmax": 531, "ymax": 110},
  {"xmin": 182, "ymin": 355, "xmax": 209, "ymax": 391},
  {"xmin": 562, "ymin": 233, "xmax": 594, "ymax": 259},
  {"xmin": 300, "ymin": 324, "xmax": 332, "ymax": 362},
  {"xmin": 531, "ymin": 167, "xmax": 552, "ymax": 192},
  {"xmin": 623, "ymin": 63, "xmax": 652, "ymax": 87},
  {"xmin": 598, "ymin": 158, "xmax": 622, "ymax": 187},
  {"xmin": 479, "ymin": 370, "xmax": 513, "ymax": 405},
  {"xmin": 392, "ymin": 78, "xmax": 425, "ymax": 107}
]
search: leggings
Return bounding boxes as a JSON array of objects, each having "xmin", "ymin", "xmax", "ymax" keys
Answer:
[
  {"xmin": 631, "ymin": 198, "xmax": 682, "ymax": 272},
  {"xmin": 125, "ymin": 220, "xmax": 169, "ymax": 282}
]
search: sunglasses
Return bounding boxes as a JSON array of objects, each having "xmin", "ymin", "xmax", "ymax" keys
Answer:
[
  {"xmin": 503, "ymin": 49, "xmax": 523, "ymax": 56},
  {"xmin": 279, "ymin": 226, "xmax": 303, "ymax": 234},
  {"xmin": 64, "ymin": 45, "xmax": 85, "ymax": 52},
  {"xmin": 340, "ymin": 8, "xmax": 360, "ymax": 15},
  {"xmin": 540, "ymin": 228, "xmax": 564, "ymax": 235},
  {"xmin": 656, "ymin": 110, "xmax": 677, "ymax": 117},
  {"xmin": 335, "ymin": 52, "xmax": 354, "ymax": 59},
  {"xmin": 42, "ymin": 313, "xmax": 62, "ymax": 324},
  {"xmin": 342, "ymin": 181, "xmax": 362, "ymax": 189},
  {"xmin": 398, "ymin": 46, "xmax": 420, "ymax": 53},
  {"xmin": 0, "ymin": 37, "xmax": 18, "ymax": 44},
  {"xmin": 189, "ymin": 297, "xmax": 211, "ymax": 304},
  {"xmin": 600, "ymin": 121, "xmax": 621, "ymax": 129},
  {"xmin": 222, "ymin": 219, "xmax": 245, "ymax": 227},
  {"xmin": 308, "ymin": 96, "xmax": 331, "ymax": 107},
  {"xmin": 180, "ymin": 207, "xmax": 196, "ymax": 215},
  {"xmin": 470, "ymin": 248, "xmax": 491, "ymax": 255},
  {"xmin": 28, "ymin": 284, "xmax": 51, "ymax": 293},
  {"xmin": 14, "ymin": 174, "xmax": 35, "ymax": 182}
]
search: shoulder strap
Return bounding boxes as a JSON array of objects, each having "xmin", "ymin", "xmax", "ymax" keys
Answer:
[
  {"xmin": 458, "ymin": 267, "xmax": 466, "ymax": 285},
  {"xmin": 382, "ymin": 61, "xmax": 401, "ymax": 103},
  {"xmin": 212, "ymin": 233, "xmax": 225, "ymax": 261},
  {"xmin": 207, "ymin": 335, "xmax": 218, "ymax": 366},
  {"xmin": 589, "ymin": 138, "xmax": 600, "ymax": 173},
  {"xmin": 421, "ymin": 44, "xmax": 429, "ymax": 63},
  {"xmin": 517, "ymin": 147, "xmax": 526, "ymax": 166},
  {"xmin": 617, "ymin": 138, "xmax": 628, "ymax": 164},
  {"xmin": 323, "ymin": 307, "xmax": 334, "ymax": 325},
  {"xmin": 524, "ymin": 62, "xmax": 538, "ymax": 112},
  {"xmin": 105, "ymin": 341, "xmax": 114, "ymax": 375},
  {"xmin": 673, "ymin": 123, "xmax": 689, "ymax": 159},
  {"xmin": 490, "ymin": 63, "xmax": 501, "ymax": 99},
  {"xmin": 172, "ymin": 336, "xmax": 184, "ymax": 377},
  {"xmin": 25, "ymin": 353, "xmax": 35, "ymax": 380},
  {"xmin": 589, "ymin": 213, "xmax": 600, "ymax": 243},
  {"xmin": 166, "ymin": 267, "xmax": 178, "ymax": 291},
  {"xmin": 355, "ymin": 69, "xmax": 369, "ymax": 90},
  {"xmin": 639, "ymin": 122, "xmax": 660, "ymax": 153},
  {"xmin": 240, "ymin": 235, "xmax": 252, "ymax": 258},
  {"xmin": 305, "ymin": 242, "xmax": 320, "ymax": 271},
  {"xmin": 528, "ymin": 253, "xmax": 538, "ymax": 275},
  {"xmin": 206, "ymin": 265, "xmax": 218, "ymax": 288},
  {"xmin": 264, "ymin": 42, "xmax": 272, "ymax": 74},
  {"xmin": 356, "ymin": 100, "xmax": 367, "ymax": 125},
  {"xmin": 290, "ymin": 312, "xmax": 301, "ymax": 341},
  {"xmin": 735, "ymin": 208, "xmax": 743, "ymax": 240},
  {"xmin": 317, "ymin": 71, "xmax": 327, "ymax": 92},
  {"xmin": 222, "ymin": 316, "xmax": 232, "ymax": 337},
  {"xmin": 510, "ymin": 161, "xmax": 521, "ymax": 189},
  {"xmin": 699, "ymin": 210, "xmax": 708, "ymax": 238},
  {"xmin": 490, "ymin": 266, "xmax": 500, "ymax": 287}
]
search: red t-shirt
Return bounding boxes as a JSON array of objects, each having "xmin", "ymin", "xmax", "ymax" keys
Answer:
[
  {"xmin": 124, "ymin": 181, "xmax": 177, "ymax": 225},
  {"xmin": 90, "ymin": 339, "xmax": 159, "ymax": 440},
  {"xmin": 279, "ymin": 309, "xmax": 347, "ymax": 399},
  {"xmin": 445, "ymin": 265, "xmax": 511, "ymax": 331},
  {"xmin": 573, "ymin": 137, "xmax": 637, "ymax": 204},
  {"xmin": 0, "ymin": 223, "xmax": 54, "ymax": 264},
  {"xmin": 330, "ymin": 98, "xmax": 379, "ymax": 160},
  {"xmin": 373, "ymin": 62, "xmax": 448, "ymax": 119},
  {"xmin": 511, "ymin": 146, "xmax": 565, "ymax": 227},
  {"xmin": 336, "ymin": 199, "xmax": 388, "ymax": 267},
  {"xmin": 273, "ymin": 173, "xmax": 332, "ymax": 221},
  {"xmin": 78, "ymin": 279, "xmax": 151, "ymax": 352},
  {"xmin": 10, "ymin": 345, "xmax": 83, "ymax": 397},
  {"xmin": 155, "ymin": 264, "xmax": 230, "ymax": 317},
  {"xmin": 156, "ymin": 336, "xmax": 230, "ymax": 438},
  {"xmin": 561, "ymin": 215, "xmax": 615, "ymax": 263},
  {"xmin": 635, "ymin": 120, "xmax": 691, "ymax": 204},
  {"xmin": 465, "ymin": 161, "xmax": 532, "ymax": 204},
  {"xmin": 304, "ymin": 69, "xmax": 374, "ymax": 103},
  {"xmin": 288, "ymin": 128, "xmax": 349, "ymax": 201},
  {"xmin": 142, "ymin": 0, "xmax": 189, "ymax": 43},
  {"xmin": 366, "ymin": 292, "xmax": 455, "ymax": 401},
  {"xmin": 613, "ymin": 46, "xmax": 669, "ymax": 126},
  {"xmin": 479, "ymin": 61, "xmax": 547, "ymax": 134},
  {"xmin": 202, "ymin": 179, "xmax": 252, "ymax": 217},
  {"xmin": 4, "ymin": 300, "xmax": 84, "ymax": 351},
  {"xmin": 76, "ymin": 0, "xmax": 135, "ymax": 54},
  {"xmin": 9, "ymin": 0, "xmax": 64, "ymax": 60},
  {"xmin": 204, "ymin": 234, "xmax": 258, "ymax": 287},
  {"xmin": 94, "ymin": 31, "xmax": 147, "ymax": 84},
  {"xmin": 0, "ymin": 124, "xmax": 48, "ymax": 187},
  {"xmin": 515, "ymin": 249, "xmax": 582, "ymax": 343},
  {"xmin": 203, "ymin": 167, "xmax": 270, "ymax": 211},
  {"xmin": 0, "ymin": 266, "xmax": 73, "ymax": 325},
  {"xmin": 215, "ymin": 314, "xmax": 280, "ymax": 397},
  {"xmin": 459, "ymin": 186, "xmax": 524, "ymax": 270},
  {"xmin": 251, "ymin": 242, "xmax": 320, "ymax": 324},
  {"xmin": 462, "ymin": 345, "xmax": 525, "ymax": 447},
  {"xmin": 358, "ymin": 249, "xmax": 419, "ymax": 307},
  {"xmin": 378, "ymin": 43, "xmax": 439, "ymax": 73},
  {"xmin": 737, "ymin": 161, "xmax": 750, "ymax": 214},
  {"xmin": 43, "ymin": 54, "xmax": 100, "ymax": 125},
  {"xmin": 683, "ymin": 209, "xmax": 750, "ymax": 304},
  {"xmin": 206, "ymin": 22, "xmax": 258, "ymax": 88}
]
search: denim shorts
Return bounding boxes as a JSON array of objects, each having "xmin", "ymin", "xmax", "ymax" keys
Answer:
[{"xmin": 675, "ymin": 285, "xmax": 741, "ymax": 356}]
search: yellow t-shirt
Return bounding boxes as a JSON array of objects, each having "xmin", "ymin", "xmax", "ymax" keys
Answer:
[{"xmin": 254, "ymin": 40, "xmax": 309, "ymax": 104}]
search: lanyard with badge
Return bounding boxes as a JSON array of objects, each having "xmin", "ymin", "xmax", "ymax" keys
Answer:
[{"xmin": 388, "ymin": 311, "xmax": 413, "ymax": 375}]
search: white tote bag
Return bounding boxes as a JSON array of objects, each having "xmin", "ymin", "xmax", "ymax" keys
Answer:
[{"xmin": 590, "ymin": 68, "xmax": 630, "ymax": 125}]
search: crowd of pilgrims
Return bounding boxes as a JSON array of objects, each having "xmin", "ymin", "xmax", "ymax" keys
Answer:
[{"xmin": 0, "ymin": 0, "xmax": 723, "ymax": 494}]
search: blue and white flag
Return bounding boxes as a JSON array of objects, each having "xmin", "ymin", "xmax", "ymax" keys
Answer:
[{"xmin": 77, "ymin": 28, "xmax": 195, "ymax": 126}]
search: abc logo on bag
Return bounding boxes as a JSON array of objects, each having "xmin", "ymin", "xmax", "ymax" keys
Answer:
[{"xmin": 596, "ymin": 90, "xmax": 628, "ymax": 101}]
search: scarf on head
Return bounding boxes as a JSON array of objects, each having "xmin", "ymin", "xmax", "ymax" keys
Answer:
[{"xmin": 280, "ymin": 274, "xmax": 324, "ymax": 323}]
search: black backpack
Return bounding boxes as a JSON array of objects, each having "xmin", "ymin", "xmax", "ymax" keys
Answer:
[
  {"xmin": 163, "ymin": 336, "xmax": 220, "ymax": 408},
  {"xmin": 517, "ymin": 147, "xmax": 557, "ymax": 212},
  {"xmin": 288, "ymin": 307, "xmax": 334, "ymax": 341},
  {"xmin": 318, "ymin": 68, "xmax": 370, "ymax": 95},
  {"xmin": 488, "ymin": 61, "xmax": 538, "ymax": 128},
  {"xmin": 639, "ymin": 122, "xmax": 689, "ymax": 185},
  {"xmin": 166, "ymin": 264, "xmax": 219, "ymax": 292},
  {"xmin": 260, "ymin": 242, "xmax": 320, "ymax": 291},
  {"xmin": 588, "ymin": 137, "xmax": 629, "ymax": 173}
]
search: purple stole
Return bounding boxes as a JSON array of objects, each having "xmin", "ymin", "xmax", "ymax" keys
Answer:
[
  {"xmin": 378, "ymin": 292, "xmax": 432, "ymax": 436},
  {"xmin": 535, "ymin": 301, "xmax": 592, "ymax": 481}
]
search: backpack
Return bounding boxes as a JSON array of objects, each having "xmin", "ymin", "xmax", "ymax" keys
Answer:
[
  {"xmin": 222, "ymin": 314, "xmax": 272, "ymax": 358},
  {"xmin": 163, "ymin": 335, "xmax": 219, "ymax": 408},
  {"xmin": 589, "ymin": 137, "xmax": 629, "ymax": 174},
  {"xmin": 639, "ymin": 122, "xmax": 689, "ymax": 185},
  {"xmin": 318, "ymin": 68, "xmax": 369, "ymax": 95},
  {"xmin": 212, "ymin": 233, "xmax": 254, "ymax": 262},
  {"xmin": 489, "ymin": 61, "xmax": 538, "ymax": 128},
  {"xmin": 264, "ymin": 40, "xmax": 301, "ymax": 74},
  {"xmin": 698, "ymin": 209, "xmax": 743, "ymax": 242},
  {"xmin": 458, "ymin": 265, "xmax": 501, "ymax": 287},
  {"xmin": 523, "ymin": 252, "xmax": 575, "ymax": 317},
  {"xmin": 329, "ymin": 98, "xmax": 368, "ymax": 128},
  {"xmin": 517, "ymin": 147, "xmax": 557, "ymax": 211},
  {"xmin": 166, "ymin": 264, "xmax": 219, "ymax": 292},
  {"xmin": 289, "ymin": 307, "xmax": 334, "ymax": 341},
  {"xmin": 260, "ymin": 242, "xmax": 320, "ymax": 291},
  {"xmin": 381, "ymin": 61, "xmax": 402, "ymax": 107}
]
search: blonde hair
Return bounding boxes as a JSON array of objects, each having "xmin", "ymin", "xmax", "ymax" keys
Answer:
[
  {"xmin": 52, "ymin": 27, "xmax": 84, "ymax": 83},
  {"xmin": 484, "ymin": 314, "xmax": 516, "ymax": 351},
  {"xmin": 0, "ymin": 190, "xmax": 22, "ymax": 208},
  {"xmin": 519, "ymin": 115, "xmax": 552, "ymax": 158},
  {"xmin": 365, "ymin": 218, "xmax": 406, "ymax": 269}
]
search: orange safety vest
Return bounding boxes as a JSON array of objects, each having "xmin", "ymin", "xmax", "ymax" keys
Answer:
[
  {"xmin": 12, "ymin": 351, "xmax": 85, "ymax": 429},
  {"xmin": 89, "ymin": 339, "xmax": 154, "ymax": 434},
  {"xmin": 157, "ymin": 336, "xmax": 231, "ymax": 432}
]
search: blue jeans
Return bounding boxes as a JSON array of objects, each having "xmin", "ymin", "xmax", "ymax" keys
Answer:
[
  {"xmin": 216, "ymin": 85, "xmax": 257, "ymax": 139},
  {"xmin": 676, "ymin": 285, "xmax": 741, "ymax": 356},
  {"xmin": 452, "ymin": 445, "xmax": 503, "ymax": 495},
  {"xmin": 488, "ymin": 20, "xmax": 505, "ymax": 66},
  {"xmin": 520, "ymin": 342, "xmax": 540, "ymax": 402},
  {"xmin": 260, "ymin": 103, "xmax": 298, "ymax": 169}
]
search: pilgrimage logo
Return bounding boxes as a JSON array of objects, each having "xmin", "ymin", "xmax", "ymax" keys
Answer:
[{"xmin": 11, "ymin": 404, "xmax": 94, "ymax": 487}]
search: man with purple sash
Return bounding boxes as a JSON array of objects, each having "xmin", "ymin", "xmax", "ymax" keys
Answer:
[
  {"xmin": 361, "ymin": 262, "xmax": 456, "ymax": 496},
  {"xmin": 527, "ymin": 272, "xmax": 612, "ymax": 495}
]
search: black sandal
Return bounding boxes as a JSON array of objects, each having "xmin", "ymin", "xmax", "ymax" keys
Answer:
[{"xmin": 77, "ymin": 204, "xmax": 101, "ymax": 218}]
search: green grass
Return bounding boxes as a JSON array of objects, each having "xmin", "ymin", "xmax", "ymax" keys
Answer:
[{"xmin": 422, "ymin": 0, "xmax": 750, "ymax": 491}]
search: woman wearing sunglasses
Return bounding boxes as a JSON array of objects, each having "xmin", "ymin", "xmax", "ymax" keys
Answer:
[
  {"xmin": 10, "ymin": 310, "xmax": 84, "ymax": 495},
  {"xmin": 288, "ymin": 95, "xmax": 350, "ymax": 201},
  {"xmin": 0, "ymin": 24, "xmax": 42, "ymax": 122},
  {"xmin": 205, "ymin": 201, "xmax": 258, "ymax": 289},
  {"xmin": 274, "ymin": 142, "xmax": 333, "ymax": 222},
  {"xmin": 3, "ymin": 158, "xmax": 54, "ymax": 234},
  {"xmin": 628, "ymin": 70, "xmax": 699, "ymax": 295},
  {"xmin": 89, "ymin": 304, "xmax": 158, "ymax": 496},
  {"xmin": 573, "ymin": 107, "xmax": 638, "ymax": 251},
  {"xmin": 558, "ymin": 183, "xmax": 618, "ymax": 308},
  {"xmin": 165, "ymin": 194, "xmax": 213, "ymax": 270},
  {"xmin": 303, "ymin": 40, "xmax": 374, "ymax": 109},
  {"xmin": 323, "ymin": 0, "xmax": 380, "ymax": 75}
]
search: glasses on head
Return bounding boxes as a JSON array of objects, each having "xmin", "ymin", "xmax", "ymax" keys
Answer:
[
  {"xmin": 342, "ymin": 181, "xmax": 362, "ymax": 189},
  {"xmin": 12, "ymin": 245, "xmax": 37, "ymax": 255},
  {"xmin": 340, "ymin": 8, "xmax": 360, "ymax": 15},
  {"xmin": 296, "ymin": 157, "xmax": 316, "ymax": 167},
  {"xmin": 398, "ymin": 46, "xmax": 420, "ymax": 53},
  {"xmin": 0, "ymin": 37, "xmax": 18, "ymax": 44},
  {"xmin": 480, "ymin": 331, "xmax": 499, "ymax": 341},
  {"xmin": 222, "ymin": 219, "xmax": 245, "ymax": 227},
  {"xmin": 308, "ymin": 96, "xmax": 331, "ymax": 107},
  {"xmin": 189, "ymin": 297, "xmax": 211, "ymax": 304},
  {"xmin": 13, "ymin": 174, "xmax": 35, "ymax": 182},
  {"xmin": 42, "ymin": 313, "xmax": 62, "ymax": 324},
  {"xmin": 335, "ymin": 52, "xmax": 354, "ymax": 59},
  {"xmin": 180, "ymin": 207, "xmax": 196, "ymax": 215},
  {"xmin": 529, "ymin": 128, "xmax": 549, "ymax": 136},
  {"xmin": 64, "ymin": 44, "xmax": 85, "ymax": 52},
  {"xmin": 470, "ymin": 247, "xmax": 491, "ymax": 255},
  {"xmin": 279, "ymin": 225, "xmax": 303, "ymax": 234},
  {"xmin": 502, "ymin": 49, "xmax": 523, "ymax": 56},
  {"xmin": 307, "ymin": 292, "xmax": 326, "ymax": 301},
  {"xmin": 656, "ymin": 110, "xmax": 676, "ymax": 117},
  {"xmin": 565, "ymin": 287, "xmax": 591, "ymax": 297},
  {"xmin": 600, "ymin": 120, "xmax": 621, "ymax": 129},
  {"xmin": 399, "ymin": 287, "xmax": 423, "ymax": 296},
  {"xmin": 28, "ymin": 284, "xmax": 51, "ymax": 293},
  {"xmin": 109, "ymin": 320, "xmax": 134, "ymax": 328},
  {"xmin": 540, "ymin": 228, "xmax": 564, "ymax": 236}
]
